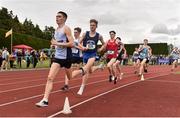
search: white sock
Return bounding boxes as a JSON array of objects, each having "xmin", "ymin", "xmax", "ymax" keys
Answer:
[
  {"xmin": 111, "ymin": 76, "xmax": 115, "ymax": 81},
  {"xmin": 78, "ymin": 85, "xmax": 85, "ymax": 95},
  {"xmin": 42, "ymin": 98, "xmax": 48, "ymax": 102}
]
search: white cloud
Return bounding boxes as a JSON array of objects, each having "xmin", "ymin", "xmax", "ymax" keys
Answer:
[
  {"xmin": 1, "ymin": 0, "xmax": 180, "ymax": 46},
  {"xmin": 151, "ymin": 24, "xmax": 180, "ymax": 36}
]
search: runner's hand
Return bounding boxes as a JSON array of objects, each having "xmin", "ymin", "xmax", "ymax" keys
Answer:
[{"xmin": 51, "ymin": 39, "xmax": 58, "ymax": 45}]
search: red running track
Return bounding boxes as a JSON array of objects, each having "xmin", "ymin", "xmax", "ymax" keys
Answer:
[{"xmin": 0, "ymin": 65, "xmax": 179, "ymax": 117}]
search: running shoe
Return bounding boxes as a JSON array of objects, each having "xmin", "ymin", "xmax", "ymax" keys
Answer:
[
  {"xmin": 109, "ymin": 75, "xmax": 112, "ymax": 82},
  {"xmin": 119, "ymin": 73, "xmax": 123, "ymax": 80},
  {"xmin": 35, "ymin": 100, "xmax": 48, "ymax": 107},
  {"xmin": 77, "ymin": 85, "xmax": 85, "ymax": 95},
  {"xmin": 61, "ymin": 85, "xmax": 69, "ymax": 91},
  {"xmin": 98, "ymin": 63, "xmax": 105, "ymax": 71},
  {"xmin": 138, "ymin": 73, "xmax": 142, "ymax": 77},
  {"xmin": 114, "ymin": 77, "xmax": 117, "ymax": 84},
  {"xmin": 144, "ymin": 69, "xmax": 148, "ymax": 73}
]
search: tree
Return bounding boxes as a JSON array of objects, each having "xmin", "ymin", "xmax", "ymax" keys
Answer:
[
  {"xmin": 0, "ymin": 7, "xmax": 55, "ymax": 41},
  {"xmin": 43, "ymin": 26, "xmax": 55, "ymax": 40}
]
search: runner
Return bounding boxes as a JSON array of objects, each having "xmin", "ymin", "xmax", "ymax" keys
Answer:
[
  {"xmin": 35, "ymin": 11, "xmax": 74, "ymax": 107},
  {"xmin": 103, "ymin": 31, "xmax": 119, "ymax": 82},
  {"xmin": 70, "ymin": 19, "xmax": 105, "ymax": 95},
  {"xmin": 61, "ymin": 27, "xmax": 83, "ymax": 91},
  {"xmin": 112, "ymin": 37, "xmax": 127, "ymax": 84},
  {"xmin": 170, "ymin": 47, "xmax": 179, "ymax": 71},
  {"xmin": 137, "ymin": 39, "xmax": 152, "ymax": 77},
  {"xmin": 132, "ymin": 47, "xmax": 139, "ymax": 74},
  {"xmin": 71, "ymin": 27, "xmax": 83, "ymax": 68}
]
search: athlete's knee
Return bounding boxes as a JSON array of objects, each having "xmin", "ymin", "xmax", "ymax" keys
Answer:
[
  {"xmin": 140, "ymin": 62, "xmax": 145, "ymax": 67},
  {"xmin": 47, "ymin": 76, "xmax": 54, "ymax": 82},
  {"xmin": 79, "ymin": 67, "xmax": 86, "ymax": 76},
  {"xmin": 112, "ymin": 63, "xmax": 117, "ymax": 68},
  {"xmin": 89, "ymin": 68, "xmax": 93, "ymax": 74},
  {"xmin": 107, "ymin": 63, "xmax": 112, "ymax": 68}
]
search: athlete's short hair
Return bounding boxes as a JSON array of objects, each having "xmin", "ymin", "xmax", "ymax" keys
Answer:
[
  {"xmin": 116, "ymin": 37, "xmax": 121, "ymax": 41},
  {"xmin": 57, "ymin": 11, "xmax": 68, "ymax": 20},
  {"xmin": 90, "ymin": 19, "xmax": 98, "ymax": 26},
  {"xmin": 144, "ymin": 39, "xmax": 148, "ymax": 41},
  {"xmin": 109, "ymin": 30, "xmax": 116, "ymax": 34},
  {"xmin": 74, "ymin": 27, "xmax": 81, "ymax": 33}
]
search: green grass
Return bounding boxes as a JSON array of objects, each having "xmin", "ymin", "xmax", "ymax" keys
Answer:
[{"xmin": 9, "ymin": 59, "xmax": 51, "ymax": 70}]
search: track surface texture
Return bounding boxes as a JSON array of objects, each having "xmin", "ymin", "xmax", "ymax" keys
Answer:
[{"xmin": 0, "ymin": 65, "xmax": 180, "ymax": 117}]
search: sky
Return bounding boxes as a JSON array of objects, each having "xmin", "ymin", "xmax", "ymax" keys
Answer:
[{"xmin": 1, "ymin": 0, "xmax": 180, "ymax": 46}]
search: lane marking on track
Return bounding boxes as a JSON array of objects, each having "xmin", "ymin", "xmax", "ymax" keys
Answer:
[
  {"xmin": 0, "ymin": 65, "xmax": 169, "ymax": 81},
  {"xmin": 0, "ymin": 68, "xmax": 48, "ymax": 73},
  {"xmin": 0, "ymin": 75, "xmax": 47, "ymax": 83},
  {"xmin": 147, "ymin": 79, "xmax": 180, "ymax": 84},
  {"xmin": 0, "ymin": 69, "xmax": 165, "ymax": 93},
  {"xmin": 0, "ymin": 74, "xmax": 105, "ymax": 93},
  {"xmin": 0, "ymin": 79, "xmax": 107, "ymax": 107},
  {"xmin": 0, "ymin": 69, "xmax": 108, "ymax": 86},
  {"xmin": 47, "ymin": 73, "xmax": 170, "ymax": 118},
  {"xmin": 0, "ymin": 72, "xmax": 132, "ymax": 85},
  {"xmin": 0, "ymin": 78, "xmax": 47, "ymax": 86},
  {"xmin": 0, "ymin": 69, "xmax": 170, "ymax": 107},
  {"xmin": 0, "ymin": 72, "xmax": 142, "ymax": 107}
]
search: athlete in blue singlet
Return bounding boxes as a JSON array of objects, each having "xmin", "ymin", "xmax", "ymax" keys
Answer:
[
  {"xmin": 137, "ymin": 39, "xmax": 152, "ymax": 77},
  {"xmin": 36, "ymin": 11, "xmax": 74, "ymax": 107},
  {"xmin": 71, "ymin": 19, "xmax": 105, "ymax": 95},
  {"xmin": 170, "ymin": 47, "xmax": 179, "ymax": 71},
  {"xmin": 132, "ymin": 47, "xmax": 139, "ymax": 74}
]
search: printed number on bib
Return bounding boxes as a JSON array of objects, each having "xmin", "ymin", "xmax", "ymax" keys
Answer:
[
  {"xmin": 72, "ymin": 48, "xmax": 79, "ymax": 53},
  {"xmin": 107, "ymin": 50, "xmax": 114, "ymax": 54},
  {"xmin": 87, "ymin": 44, "xmax": 95, "ymax": 50}
]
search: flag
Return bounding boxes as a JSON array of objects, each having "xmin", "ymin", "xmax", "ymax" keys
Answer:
[{"xmin": 5, "ymin": 29, "xmax": 12, "ymax": 38}]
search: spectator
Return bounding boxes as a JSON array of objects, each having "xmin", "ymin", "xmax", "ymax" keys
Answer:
[
  {"xmin": 25, "ymin": 49, "xmax": 31, "ymax": 68},
  {"xmin": 9, "ymin": 53, "xmax": 16, "ymax": 69},
  {"xmin": 1, "ymin": 48, "xmax": 9, "ymax": 71},
  {"xmin": 0, "ymin": 50, "xmax": 2, "ymax": 68},
  {"xmin": 31, "ymin": 50, "xmax": 38, "ymax": 68},
  {"xmin": 17, "ymin": 49, "xmax": 22, "ymax": 68}
]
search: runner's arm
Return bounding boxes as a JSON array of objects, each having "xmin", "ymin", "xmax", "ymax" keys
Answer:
[
  {"xmin": 98, "ymin": 35, "xmax": 105, "ymax": 52},
  {"xmin": 78, "ymin": 33, "xmax": 88, "ymax": 51}
]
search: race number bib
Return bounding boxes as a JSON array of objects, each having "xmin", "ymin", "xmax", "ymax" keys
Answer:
[
  {"xmin": 72, "ymin": 48, "xmax": 79, "ymax": 54},
  {"xmin": 140, "ymin": 53, "xmax": 146, "ymax": 58},
  {"xmin": 107, "ymin": 50, "xmax": 114, "ymax": 54},
  {"xmin": 87, "ymin": 44, "xmax": 95, "ymax": 50}
]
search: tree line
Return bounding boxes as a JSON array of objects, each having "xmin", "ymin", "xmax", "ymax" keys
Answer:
[{"xmin": 0, "ymin": 7, "xmax": 55, "ymax": 40}]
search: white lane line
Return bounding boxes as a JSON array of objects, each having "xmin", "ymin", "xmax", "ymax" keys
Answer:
[
  {"xmin": 0, "ymin": 68, "xmax": 48, "ymax": 73},
  {"xmin": 0, "ymin": 78, "xmax": 46, "ymax": 86},
  {"xmin": 0, "ymin": 70, "xmax": 169, "ymax": 107},
  {"xmin": 0, "ymin": 68, "xmax": 48, "ymax": 78},
  {"xmin": 147, "ymin": 80, "xmax": 180, "ymax": 84},
  {"xmin": 0, "ymin": 73, "xmax": 138, "ymax": 107},
  {"xmin": 0, "ymin": 74, "xmax": 47, "ymax": 82},
  {"xmin": 47, "ymin": 73, "xmax": 170, "ymax": 118},
  {"xmin": 0, "ymin": 79, "xmax": 107, "ymax": 107},
  {"xmin": 0, "ymin": 70, "xmax": 107, "ymax": 84},
  {"xmin": 0, "ymin": 74, "xmax": 104, "ymax": 93}
]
